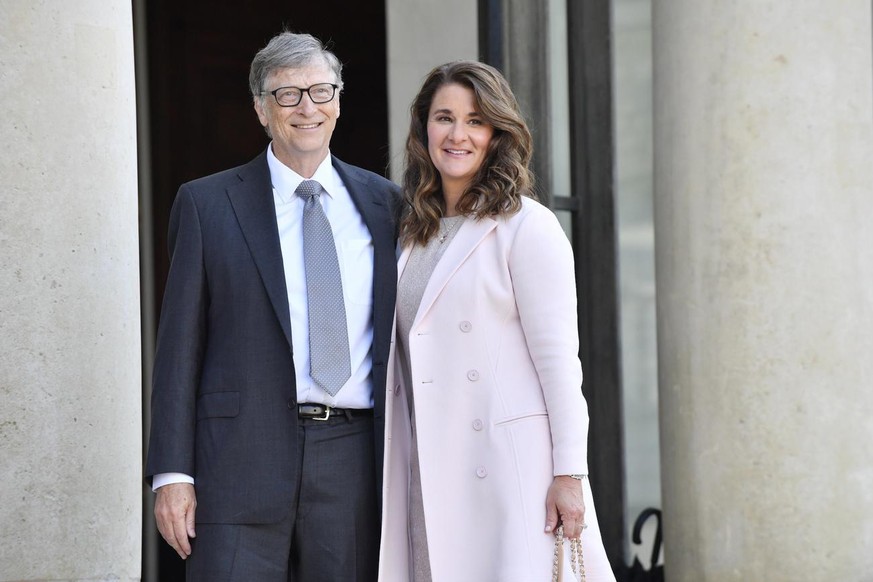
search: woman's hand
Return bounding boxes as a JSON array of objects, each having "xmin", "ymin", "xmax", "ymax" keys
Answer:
[{"xmin": 544, "ymin": 475, "xmax": 586, "ymax": 539}]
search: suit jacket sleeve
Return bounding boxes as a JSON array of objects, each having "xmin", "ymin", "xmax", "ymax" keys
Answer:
[
  {"xmin": 145, "ymin": 184, "xmax": 208, "ymax": 481},
  {"xmin": 507, "ymin": 204, "xmax": 589, "ymax": 476}
]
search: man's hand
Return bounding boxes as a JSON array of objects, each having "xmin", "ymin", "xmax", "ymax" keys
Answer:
[{"xmin": 155, "ymin": 482, "xmax": 197, "ymax": 559}]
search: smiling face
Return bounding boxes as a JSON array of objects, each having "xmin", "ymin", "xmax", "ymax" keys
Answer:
[
  {"xmin": 254, "ymin": 60, "xmax": 340, "ymax": 177},
  {"xmin": 426, "ymin": 83, "xmax": 494, "ymax": 205}
]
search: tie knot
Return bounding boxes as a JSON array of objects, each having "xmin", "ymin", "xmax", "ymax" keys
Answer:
[{"xmin": 296, "ymin": 179, "xmax": 323, "ymax": 201}]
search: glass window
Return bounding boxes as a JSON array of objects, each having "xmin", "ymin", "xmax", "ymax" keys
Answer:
[{"xmin": 614, "ymin": 0, "xmax": 662, "ymax": 569}]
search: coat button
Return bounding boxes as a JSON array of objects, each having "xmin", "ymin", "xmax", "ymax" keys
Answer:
[
  {"xmin": 467, "ymin": 370, "xmax": 480, "ymax": 382},
  {"xmin": 287, "ymin": 398, "xmax": 296, "ymax": 409},
  {"xmin": 459, "ymin": 321, "xmax": 472, "ymax": 332},
  {"xmin": 472, "ymin": 419, "xmax": 484, "ymax": 431},
  {"xmin": 476, "ymin": 465, "xmax": 488, "ymax": 478}
]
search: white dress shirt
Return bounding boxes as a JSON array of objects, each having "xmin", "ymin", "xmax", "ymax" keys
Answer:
[
  {"xmin": 269, "ymin": 147, "xmax": 375, "ymax": 409},
  {"xmin": 153, "ymin": 146, "xmax": 376, "ymax": 491}
]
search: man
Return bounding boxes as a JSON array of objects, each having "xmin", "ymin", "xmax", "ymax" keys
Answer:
[{"xmin": 145, "ymin": 31, "xmax": 399, "ymax": 581}]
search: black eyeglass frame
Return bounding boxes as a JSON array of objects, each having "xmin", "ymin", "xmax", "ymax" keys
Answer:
[{"xmin": 261, "ymin": 83, "xmax": 340, "ymax": 107}]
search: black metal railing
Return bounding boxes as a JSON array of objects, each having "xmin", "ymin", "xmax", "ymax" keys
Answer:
[{"xmin": 618, "ymin": 508, "xmax": 664, "ymax": 582}]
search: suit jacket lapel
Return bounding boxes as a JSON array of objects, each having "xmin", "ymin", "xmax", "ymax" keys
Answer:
[
  {"xmin": 226, "ymin": 152, "xmax": 294, "ymax": 349},
  {"xmin": 333, "ymin": 156, "xmax": 396, "ymax": 313},
  {"xmin": 410, "ymin": 216, "xmax": 497, "ymax": 327}
]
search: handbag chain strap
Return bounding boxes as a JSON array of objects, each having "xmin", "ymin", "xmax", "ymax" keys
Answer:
[{"xmin": 551, "ymin": 525, "xmax": 586, "ymax": 582}]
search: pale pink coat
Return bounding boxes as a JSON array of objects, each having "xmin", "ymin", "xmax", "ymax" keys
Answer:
[{"xmin": 379, "ymin": 198, "xmax": 616, "ymax": 582}]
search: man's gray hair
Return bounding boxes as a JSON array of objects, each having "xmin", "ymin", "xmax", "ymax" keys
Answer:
[{"xmin": 249, "ymin": 32, "xmax": 344, "ymax": 101}]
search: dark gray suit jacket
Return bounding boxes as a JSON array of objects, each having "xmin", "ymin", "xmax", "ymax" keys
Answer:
[{"xmin": 145, "ymin": 151, "xmax": 399, "ymax": 524}]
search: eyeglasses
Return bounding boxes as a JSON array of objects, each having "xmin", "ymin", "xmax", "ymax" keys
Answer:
[{"xmin": 262, "ymin": 83, "xmax": 339, "ymax": 107}]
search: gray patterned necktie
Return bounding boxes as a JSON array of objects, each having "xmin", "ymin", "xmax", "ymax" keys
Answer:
[{"xmin": 296, "ymin": 179, "xmax": 351, "ymax": 396}]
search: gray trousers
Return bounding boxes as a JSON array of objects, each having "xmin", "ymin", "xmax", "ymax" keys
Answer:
[{"xmin": 185, "ymin": 414, "xmax": 380, "ymax": 582}]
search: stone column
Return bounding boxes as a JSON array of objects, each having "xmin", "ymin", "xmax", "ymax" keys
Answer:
[
  {"xmin": 0, "ymin": 2, "xmax": 141, "ymax": 580},
  {"xmin": 500, "ymin": 0, "xmax": 553, "ymax": 204},
  {"xmin": 385, "ymin": 0, "xmax": 479, "ymax": 181},
  {"xmin": 652, "ymin": 2, "xmax": 873, "ymax": 580}
]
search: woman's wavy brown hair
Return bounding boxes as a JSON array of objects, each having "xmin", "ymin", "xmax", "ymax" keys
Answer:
[{"xmin": 400, "ymin": 60, "xmax": 536, "ymax": 245}]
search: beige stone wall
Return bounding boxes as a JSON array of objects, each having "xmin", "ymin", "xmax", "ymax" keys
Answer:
[
  {"xmin": 0, "ymin": 1, "xmax": 142, "ymax": 580},
  {"xmin": 385, "ymin": 0, "xmax": 479, "ymax": 181},
  {"xmin": 653, "ymin": 1, "xmax": 873, "ymax": 580}
]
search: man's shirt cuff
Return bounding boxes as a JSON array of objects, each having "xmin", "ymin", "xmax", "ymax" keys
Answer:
[{"xmin": 152, "ymin": 472, "xmax": 194, "ymax": 492}]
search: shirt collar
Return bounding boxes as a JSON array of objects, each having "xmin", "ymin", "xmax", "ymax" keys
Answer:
[{"xmin": 266, "ymin": 146, "xmax": 338, "ymax": 203}]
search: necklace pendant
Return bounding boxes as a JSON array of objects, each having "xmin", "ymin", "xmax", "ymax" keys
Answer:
[{"xmin": 437, "ymin": 215, "xmax": 462, "ymax": 245}]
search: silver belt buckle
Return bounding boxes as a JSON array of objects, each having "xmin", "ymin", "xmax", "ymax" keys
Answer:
[{"xmin": 314, "ymin": 405, "xmax": 332, "ymax": 421}]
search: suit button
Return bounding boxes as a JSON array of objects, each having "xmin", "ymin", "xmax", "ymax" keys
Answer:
[
  {"xmin": 287, "ymin": 398, "xmax": 296, "ymax": 409},
  {"xmin": 467, "ymin": 370, "xmax": 480, "ymax": 382},
  {"xmin": 459, "ymin": 321, "xmax": 472, "ymax": 332},
  {"xmin": 472, "ymin": 419, "xmax": 484, "ymax": 431},
  {"xmin": 476, "ymin": 466, "xmax": 488, "ymax": 478}
]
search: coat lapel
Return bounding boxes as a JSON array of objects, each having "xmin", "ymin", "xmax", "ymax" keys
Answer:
[
  {"xmin": 410, "ymin": 216, "xmax": 497, "ymax": 327},
  {"xmin": 397, "ymin": 242, "xmax": 413, "ymax": 282},
  {"xmin": 226, "ymin": 152, "xmax": 294, "ymax": 349}
]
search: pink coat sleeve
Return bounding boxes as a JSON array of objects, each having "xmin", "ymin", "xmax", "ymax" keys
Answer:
[{"xmin": 507, "ymin": 202, "xmax": 589, "ymax": 476}]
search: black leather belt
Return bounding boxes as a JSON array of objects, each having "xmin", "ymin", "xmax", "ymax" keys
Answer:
[{"xmin": 297, "ymin": 403, "xmax": 373, "ymax": 421}]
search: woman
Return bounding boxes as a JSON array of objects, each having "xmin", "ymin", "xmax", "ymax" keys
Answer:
[{"xmin": 379, "ymin": 61, "xmax": 615, "ymax": 582}]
